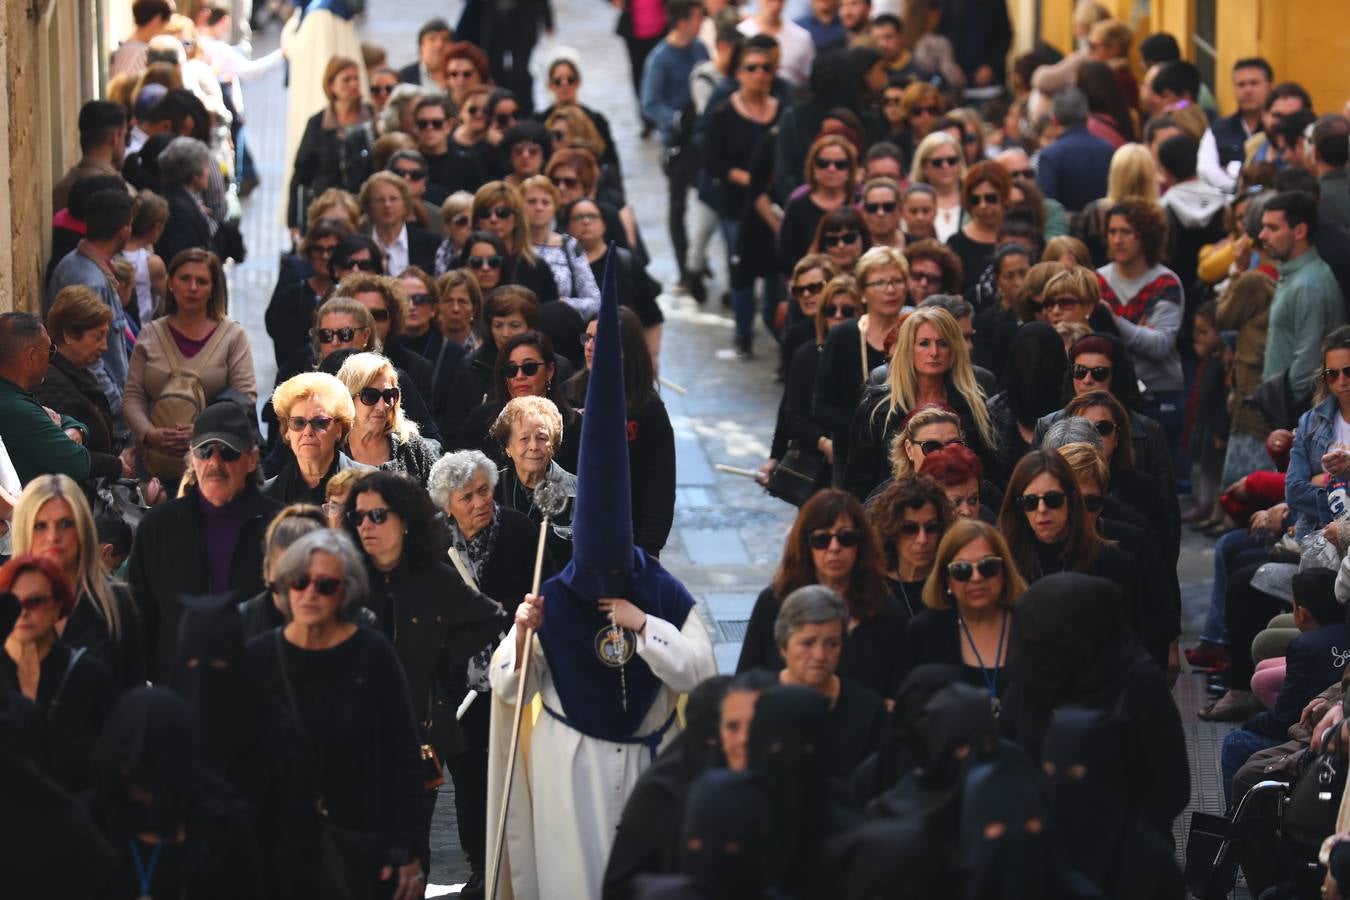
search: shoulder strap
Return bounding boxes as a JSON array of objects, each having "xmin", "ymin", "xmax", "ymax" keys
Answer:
[
  {"xmin": 153, "ymin": 318, "xmax": 188, "ymax": 374},
  {"xmin": 446, "ymin": 547, "xmax": 480, "ymax": 592},
  {"xmin": 46, "ymin": 646, "xmax": 87, "ymax": 720},
  {"xmin": 857, "ymin": 316, "xmax": 870, "ymax": 383}
]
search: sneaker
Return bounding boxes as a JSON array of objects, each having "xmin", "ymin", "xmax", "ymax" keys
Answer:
[
  {"xmin": 683, "ymin": 272, "xmax": 707, "ymax": 304},
  {"xmin": 461, "ymin": 870, "xmax": 485, "ymax": 899},
  {"xmin": 733, "ymin": 335, "xmax": 753, "ymax": 360}
]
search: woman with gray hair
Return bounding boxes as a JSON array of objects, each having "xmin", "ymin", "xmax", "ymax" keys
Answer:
[
  {"xmin": 491, "ymin": 395, "xmax": 577, "ymax": 566},
  {"xmin": 155, "ymin": 135, "xmax": 218, "ymax": 264},
  {"xmin": 773, "ymin": 585, "xmax": 888, "ymax": 780},
  {"xmin": 1040, "ymin": 415, "xmax": 1105, "ymax": 452},
  {"xmin": 244, "ymin": 528, "xmax": 428, "ymax": 899}
]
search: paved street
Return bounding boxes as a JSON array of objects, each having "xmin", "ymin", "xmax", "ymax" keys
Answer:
[{"xmin": 228, "ymin": 0, "xmax": 1239, "ymax": 891}]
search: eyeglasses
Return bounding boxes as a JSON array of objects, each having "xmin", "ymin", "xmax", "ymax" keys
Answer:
[
  {"xmin": 415, "ymin": 117, "xmax": 448, "ymax": 130},
  {"xmin": 741, "ymin": 62, "xmax": 775, "ymax": 74},
  {"xmin": 808, "ymin": 528, "xmax": 861, "ymax": 550},
  {"xmin": 16, "ymin": 594, "xmax": 54, "ymax": 612},
  {"xmin": 968, "ymin": 192, "xmax": 1000, "ymax": 206},
  {"xmin": 550, "ymin": 129, "xmax": 568, "ymax": 144},
  {"xmin": 863, "ymin": 201, "xmax": 898, "ymax": 214},
  {"xmin": 512, "ymin": 143, "xmax": 542, "ymax": 157},
  {"xmin": 947, "ymin": 556, "xmax": 1004, "ymax": 582},
  {"xmin": 1072, "ymin": 364, "xmax": 1112, "ymax": 382},
  {"xmin": 290, "ymin": 574, "xmax": 343, "ymax": 595},
  {"xmin": 370, "ymin": 84, "xmax": 395, "ymax": 97},
  {"xmin": 910, "ymin": 270, "xmax": 943, "ymax": 286},
  {"xmin": 468, "ymin": 254, "xmax": 504, "ymax": 270},
  {"xmin": 366, "ymin": 307, "xmax": 390, "ymax": 323},
  {"xmin": 347, "ymin": 507, "xmax": 392, "ymax": 526},
  {"xmin": 1325, "ymin": 366, "xmax": 1350, "ymax": 382},
  {"xmin": 450, "ymin": 214, "xmax": 470, "ymax": 228},
  {"xmin": 865, "ymin": 277, "xmax": 906, "ymax": 291},
  {"xmin": 569, "ymin": 211, "xmax": 600, "ymax": 223},
  {"xmin": 343, "ymin": 258, "xmax": 379, "ymax": 272},
  {"xmin": 310, "ymin": 243, "xmax": 338, "ymax": 257},
  {"xmin": 823, "ymin": 303, "xmax": 856, "ymax": 318},
  {"xmin": 814, "ymin": 157, "xmax": 850, "ymax": 171},
  {"xmin": 357, "ymin": 386, "xmax": 400, "ymax": 406},
  {"xmin": 1082, "ymin": 495, "xmax": 1106, "ymax": 513},
  {"xmin": 477, "ymin": 205, "xmax": 515, "ymax": 221},
  {"xmin": 314, "ymin": 326, "xmax": 368, "ymax": 344},
  {"xmin": 464, "ymin": 105, "xmax": 485, "ymax": 117},
  {"xmin": 1041, "ymin": 297, "xmax": 1082, "ymax": 311},
  {"xmin": 191, "ymin": 442, "xmax": 243, "ymax": 462},
  {"xmin": 1009, "ymin": 168, "xmax": 1035, "ymax": 179},
  {"xmin": 791, "ymin": 280, "xmax": 826, "ymax": 298},
  {"xmin": 1018, "ymin": 491, "xmax": 1067, "ymax": 512},
  {"xmin": 910, "ymin": 105, "xmax": 941, "ymax": 116},
  {"xmin": 494, "ymin": 113, "xmax": 518, "ymax": 128},
  {"xmin": 393, "ymin": 168, "xmax": 427, "ymax": 180},
  {"xmin": 917, "ymin": 437, "xmax": 965, "ymax": 454},
  {"xmin": 822, "ymin": 232, "xmax": 860, "ymax": 249},
  {"xmin": 898, "ymin": 519, "xmax": 943, "ymax": 538},
  {"xmin": 447, "ymin": 68, "xmax": 477, "ymax": 80},
  {"xmin": 883, "ymin": 97, "xmax": 904, "ymax": 107},
  {"xmin": 409, "ymin": 293, "xmax": 435, "ymax": 307},
  {"xmin": 555, "ymin": 176, "xmax": 581, "ymax": 190},
  {"xmin": 1092, "ymin": 419, "xmax": 1117, "ymax": 438},
  {"xmin": 287, "ymin": 415, "xmax": 335, "ymax": 433},
  {"xmin": 581, "ymin": 332, "xmax": 597, "ymax": 345},
  {"xmin": 928, "ymin": 155, "xmax": 960, "ymax": 168},
  {"xmin": 503, "ymin": 361, "xmax": 545, "ymax": 378},
  {"xmin": 551, "ymin": 74, "xmax": 578, "ymax": 87}
]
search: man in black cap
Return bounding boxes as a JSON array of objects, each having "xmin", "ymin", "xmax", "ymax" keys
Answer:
[{"xmin": 127, "ymin": 400, "xmax": 283, "ymax": 681}]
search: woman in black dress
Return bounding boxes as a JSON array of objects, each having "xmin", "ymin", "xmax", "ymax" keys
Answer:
[
  {"xmin": 778, "ymin": 135, "xmax": 859, "ymax": 282},
  {"xmin": 490, "ymin": 395, "xmax": 578, "ymax": 566},
  {"xmin": 736, "ymin": 489, "xmax": 903, "ymax": 700},
  {"xmin": 808, "ymin": 206, "xmax": 871, "ymax": 275},
  {"xmin": 287, "ymin": 56, "xmax": 373, "ymax": 230},
  {"xmin": 264, "ymin": 220, "xmax": 345, "ymax": 367},
  {"xmin": 471, "ymin": 180, "xmax": 560, "ymax": 305},
  {"xmin": 867, "ymin": 475, "xmax": 953, "ymax": 625},
  {"xmin": 944, "ymin": 160, "xmax": 1009, "ymax": 298}
]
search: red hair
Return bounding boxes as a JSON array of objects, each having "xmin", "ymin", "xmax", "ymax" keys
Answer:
[
  {"xmin": 919, "ymin": 443, "xmax": 984, "ymax": 487},
  {"xmin": 0, "ymin": 553, "xmax": 77, "ymax": 618}
]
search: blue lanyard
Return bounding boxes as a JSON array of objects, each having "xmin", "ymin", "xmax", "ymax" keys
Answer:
[
  {"xmin": 128, "ymin": 838, "xmax": 163, "ymax": 897},
  {"xmin": 957, "ymin": 609, "xmax": 1008, "ymax": 701}
]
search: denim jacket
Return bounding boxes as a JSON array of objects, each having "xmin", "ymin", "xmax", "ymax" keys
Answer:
[{"xmin": 1287, "ymin": 395, "xmax": 1339, "ymax": 538}]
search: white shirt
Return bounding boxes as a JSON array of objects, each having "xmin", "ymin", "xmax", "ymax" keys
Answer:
[
  {"xmin": 738, "ymin": 16, "xmax": 816, "ymax": 86},
  {"xmin": 373, "ymin": 223, "xmax": 410, "ymax": 276}
]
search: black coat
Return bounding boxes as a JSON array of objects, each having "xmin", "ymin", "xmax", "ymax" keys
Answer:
[
  {"xmin": 33, "ymin": 353, "xmax": 117, "ymax": 453},
  {"xmin": 440, "ymin": 341, "xmax": 498, "ymax": 439},
  {"xmin": 629, "ymin": 398, "xmax": 677, "ymax": 557},
  {"xmin": 899, "ymin": 607, "xmax": 1012, "ymax": 700},
  {"xmin": 127, "ymin": 485, "xmax": 283, "ymax": 680},
  {"xmin": 384, "ymin": 336, "xmax": 436, "ymax": 406},
  {"xmin": 156, "ymin": 185, "xmax": 216, "ymax": 265},
  {"xmin": 473, "ymin": 506, "xmax": 557, "ymax": 616},
  {"xmin": 61, "ymin": 583, "xmax": 146, "ymax": 691},
  {"xmin": 813, "ymin": 318, "xmax": 889, "ymax": 481},
  {"xmin": 288, "ymin": 109, "xmax": 371, "ymax": 227},
  {"xmin": 263, "ymin": 278, "xmax": 322, "ymax": 368}
]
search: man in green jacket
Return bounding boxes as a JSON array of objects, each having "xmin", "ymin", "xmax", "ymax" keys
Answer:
[
  {"xmin": 1260, "ymin": 191, "xmax": 1347, "ymax": 398},
  {"xmin": 0, "ymin": 312, "xmax": 126, "ymax": 485}
]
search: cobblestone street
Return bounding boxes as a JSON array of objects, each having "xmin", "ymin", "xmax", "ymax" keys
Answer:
[{"xmin": 228, "ymin": 0, "xmax": 1239, "ymax": 891}]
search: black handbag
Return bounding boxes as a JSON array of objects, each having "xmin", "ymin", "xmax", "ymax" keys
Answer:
[
  {"xmin": 1282, "ymin": 724, "xmax": 1347, "ymax": 853},
  {"xmin": 1244, "ymin": 369, "xmax": 1313, "ymax": 431},
  {"xmin": 764, "ymin": 441, "xmax": 824, "ymax": 507}
]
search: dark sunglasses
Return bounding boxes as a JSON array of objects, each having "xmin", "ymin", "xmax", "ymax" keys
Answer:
[
  {"xmin": 369, "ymin": 84, "xmax": 394, "ymax": 96},
  {"xmin": 555, "ymin": 176, "xmax": 581, "ymax": 190},
  {"xmin": 863, "ymin": 201, "xmax": 898, "ymax": 214},
  {"xmin": 450, "ymin": 214, "xmax": 470, "ymax": 228},
  {"xmin": 191, "ymin": 442, "xmax": 243, "ymax": 462},
  {"xmin": 408, "ymin": 293, "xmax": 436, "ymax": 307},
  {"xmin": 468, "ymin": 254, "xmax": 504, "ymax": 270},
  {"xmin": 910, "ymin": 270, "xmax": 943, "ymax": 286},
  {"xmin": 1009, "ymin": 168, "xmax": 1035, "ymax": 179},
  {"xmin": 1041, "ymin": 297, "xmax": 1082, "ymax": 311},
  {"xmin": 476, "ymin": 205, "xmax": 515, "ymax": 221},
  {"xmin": 947, "ymin": 556, "xmax": 1004, "ymax": 582},
  {"xmin": 393, "ymin": 167, "xmax": 427, "ymax": 180},
  {"xmin": 1082, "ymin": 495, "xmax": 1106, "ymax": 513},
  {"xmin": 928, "ymin": 155, "xmax": 960, "ymax": 168},
  {"xmin": 1018, "ymin": 491, "xmax": 1067, "ymax": 512},
  {"xmin": 17, "ymin": 594, "xmax": 53, "ymax": 612},
  {"xmin": 342, "ymin": 258, "xmax": 379, "ymax": 272},
  {"xmin": 814, "ymin": 157, "xmax": 850, "ymax": 171},
  {"xmin": 822, "ymin": 232, "xmax": 860, "ymax": 248},
  {"xmin": 494, "ymin": 113, "xmax": 518, "ymax": 128},
  {"xmin": 503, "ymin": 361, "xmax": 545, "ymax": 378},
  {"xmin": 968, "ymin": 192, "xmax": 1000, "ymax": 206},
  {"xmin": 741, "ymin": 62, "xmax": 775, "ymax": 74},
  {"xmin": 791, "ymin": 280, "xmax": 826, "ymax": 298},
  {"xmin": 823, "ymin": 303, "xmax": 857, "ymax": 318},
  {"xmin": 910, "ymin": 105, "xmax": 941, "ymax": 116},
  {"xmin": 963, "ymin": 133, "xmax": 980, "ymax": 144},
  {"xmin": 367, "ymin": 307, "xmax": 390, "ymax": 323},
  {"xmin": 1092, "ymin": 420, "xmax": 1117, "ymax": 437},
  {"xmin": 551, "ymin": 74, "xmax": 578, "ymax": 86},
  {"xmin": 898, "ymin": 519, "xmax": 944, "ymax": 538},
  {"xmin": 347, "ymin": 507, "xmax": 392, "ymax": 526},
  {"xmin": 314, "ymin": 326, "xmax": 366, "ymax": 344},
  {"xmin": 357, "ymin": 386, "xmax": 400, "ymax": 406},
  {"xmin": 1325, "ymin": 366, "xmax": 1350, "ymax": 382},
  {"xmin": 310, "ymin": 243, "xmax": 338, "ymax": 257},
  {"xmin": 918, "ymin": 437, "xmax": 965, "ymax": 455},
  {"xmin": 808, "ymin": 528, "xmax": 861, "ymax": 550},
  {"xmin": 415, "ymin": 117, "xmax": 447, "ymax": 130},
  {"xmin": 291, "ymin": 574, "xmax": 343, "ymax": 595},
  {"xmin": 287, "ymin": 415, "xmax": 334, "ymax": 433},
  {"xmin": 464, "ymin": 105, "xmax": 485, "ymax": 116},
  {"xmin": 1072, "ymin": 364, "xmax": 1112, "ymax": 382}
]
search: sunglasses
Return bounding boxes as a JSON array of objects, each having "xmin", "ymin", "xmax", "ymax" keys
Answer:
[
  {"xmin": 823, "ymin": 303, "xmax": 857, "ymax": 318},
  {"xmin": 409, "ymin": 293, "xmax": 436, "ymax": 308},
  {"xmin": 1325, "ymin": 366, "xmax": 1350, "ymax": 382},
  {"xmin": 550, "ymin": 129, "xmax": 568, "ymax": 144},
  {"xmin": 863, "ymin": 201, "xmax": 898, "ymax": 214},
  {"xmin": 1082, "ymin": 495, "xmax": 1106, "ymax": 513},
  {"xmin": 314, "ymin": 326, "xmax": 367, "ymax": 344},
  {"xmin": 367, "ymin": 307, "xmax": 390, "ymax": 323},
  {"xmin": 1092, "ymin": 419, "xmax": 1117, "ymax": 437},
  {"xmin": 468, "ymin": 254, "xmax": 504, "ymax": 270},
  {"xmin": 447, "ymin": 69, "xmax": 477, "ymax": 80},
  {"xmin": 570, "ymin": 211, "xmax": 600, "ymax": 223},
  {"xmin": 791, "ymin": 280, "xmax": 826, "ymax": 298},
  {"xmin": 310, "ymin": 244, "xmax": 338, "ymax": 257},
  {"xmin": 741, "ymin": 62, "xmax": 775, "ymax": 74},
  {"xmin": 814, "ymin": 157, "xmax": 850, "ymax": 171},
  {"xmin": 898, "ymin": 519, "xmax": 943, "ymax": 538},
  {"xmin": 394, "ymin": 168, "xmax": 427, "ymax": 180},
  {"xmin": 1072, "ymin": 364, "xmax": 1112, "ymax": 382},
  {"xmin": 928, "ymin": 155, "xmax": 961, "ymax": 168},
  {"xmin": 947, "ymin": 556, "xmax": 1004, "ymax": 582},
  {"xmin": 963, "ymin": 133, "xmax": 980, "ymax": 145},
  {"xmin": 555, "ymin": 176, "xmax": 581, "ymax": 190},
  {"xmin": 370, "ymin": 84, "xmax": 395, "ymax": 96},
  {"xmin": 290, "ymin": 574, "xmax": 343, "ymax": 595},
  {"xmin": 1041, "ymin": 297, "xmax": 1082, "ymax": 311},
  {"xmin": 808, "ymin": 528, "xmax": 861, "ymax": 550},
  {"xmin": 347, "ymin": 507, "xmax": 392, "ymax": 526},
  {"xmin": 494, "ymin": 113, "xmax": 518, "ymax": 128},
  {"xmin": 1009, "ymin": 168, "xmax": 1035, "ymax": 179},
  {"xmin": 918, "ymin": 437, "xmax": 965, "ymax": 455},
  {"xmin": 968, "ymin": 192, "xmax": 1000, "ymax": 206},
  {"xmin": 552, "ymin": 75, "xmax": 578, "ymax": 87},
  {"xmin": 288, "ymin": 415, "xmax": 335, "ymax": 433},
  {"xmin": 343, "ymin": 258, "xmax": 379, "ymax": 272},
  {"xmin": 357, "ymin": 386, "xmax": 400, "ymax": 406},
  {"xmin": 822, "ymin": 232, "xmax": 860, "ymax": 248},
  {"xmin": 464, "ymin": 106, "xmax": 485, "ymax": 117},
  {"xmin": 883, "ymin": 96, "xmax": 904, "ymax": 106},
  {"xmin": 1018, "ymin": 491, "xmax": 1067, "ymax": 512},
  {"xmin": 910, "ymin": 270, "xmax": 943, "ymax": 286},
  {"xmin": 16, "ymin": 594, "xmax": 54, "ymax": 612},
  {"xmin": 450, "ymin": 214, "xmax": 470, "ymax": 228},
  {"xmin": 477, "ymin": 205, "xmax": 515, "ymax": 221},
  {"xmin": 415, "ymin": 118, "xmax": 447, "ymax": 130},
  {"xmin": 910, "ymin": 105, "xmax": 941, "ymax": 116},
  {"xmin": 503, "ymin": 361, "xmax": 545, "ymax": 378},
  {"xmin": 191, "ymin": 442, "xmax": 243, "ymax": 462}
]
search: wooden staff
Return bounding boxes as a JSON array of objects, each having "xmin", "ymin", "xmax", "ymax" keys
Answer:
[
  {"xmin": 487, "ymin": 479, "xmax": 567, "ymax": 900},
  {"xmin": 715, "ymin": 463, "xmax": 763, "ymax": 479}
]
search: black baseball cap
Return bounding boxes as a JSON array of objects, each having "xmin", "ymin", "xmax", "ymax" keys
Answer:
[{"xmin": 190, "ymin": 401, "xmax": 258, "ymax": 452}]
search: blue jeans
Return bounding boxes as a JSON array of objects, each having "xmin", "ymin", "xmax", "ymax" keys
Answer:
[
  {"xmin": 1221, "ymin": 728, "xmax": 1282, "ymax": 809},
  {"xmin": 726, "ymin": 218, "xmax": 781, "ymax": 344},
  {"xmin": 1203, "ymin": 530, "xmax": 1270, "ymax": 645}
]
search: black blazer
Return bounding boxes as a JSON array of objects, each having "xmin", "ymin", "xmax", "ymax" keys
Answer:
[
  {"xmin": 156, "ymin": 185, "xmax": 215, "ymax": 264},
  {"xmin": 397, "ymin": 61, "xmax": 423, "ymax": 85},
  {"xmin": 264, "ymin": 279, "xmax": 322, "ymax": 367},
  {"xmin": 407, "ymin": 224, "xmax": 442, "ymax": 272}
]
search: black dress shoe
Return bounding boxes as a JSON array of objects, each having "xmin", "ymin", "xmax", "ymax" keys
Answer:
[{"xmin": 461, "ymin": 869, "xmax": 485, "ymax": 899}]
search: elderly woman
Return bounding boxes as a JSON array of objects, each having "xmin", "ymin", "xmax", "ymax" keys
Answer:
[
  {"xmin": 773, "ymin": 585, "xmax": 887, "ymax": 780},
  {"xmin": 869, "ymin": 475, "xmax": 954, "ymax": 617},
  {"xmin": 737, "ymin": 489, "xmax": 903, "ymax": 700},
  {"xmin": 287, "ymin": 55, "xmax": 372, "ymax": 230},
  {"xmin": 124, "ymin": 248, "xmax": 257, "ymax": 485},
  {"xmin": 360, "ymin": 172, "xmax": 440, "ymax": 275},
  {"xmin": 344, "ymin": 472, "xmax": 509, "ymax": 885},
  {"xmin": 521, "ymin": 175, "xmax": 601, "ymax": 318},
  {"xmin": 1, "ymin": 553, "xmax": 116, "ymax": 791},
  {"xmin": 38, "ymin": 286, "xmax": 117, "ymax": 455},
  {"xmin": 155, "ymin": 135, "xmax": 217, "ymax": 263},
  {"xmin": 458, "ymin": 331, "xmax": 578, "ymax": 470},
  {"xmin": 244, "ymin": 529, "xmax": 426, "ymax": 899},
  {"xmin": 335, "ymin": 352, "xmax": 441, "ymax": 486},
  {"xmin": 264, "ymin": 372, "xmax": 370, "ymax": 503},
  {"xmin": 490, "ymin": 395, "xmax": 577, "ymax": 566},
  {"xmin": 899, "ymin": 519, "xmax": 1025, "ymax": 711},
  {"xmin": 12, "ymin": 475, "xmax": 144, "ymax": 689}
]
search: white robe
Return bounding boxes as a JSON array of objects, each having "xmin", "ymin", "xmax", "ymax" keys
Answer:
[{"xmin": 486, "ymin": 606, "xmax": 717, "ymax": 900}]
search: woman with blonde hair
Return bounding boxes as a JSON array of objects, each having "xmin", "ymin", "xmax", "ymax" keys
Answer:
[
  {"xmin": 264, "ymin": 371, "xmax": 371, "ymax": 504},
  {"xmin": 288, "ymin": 55, "xmax": 373, "ymax": 231},
  {"xmin": 844, "ymin": 305, "xmax": 994, "ymax": 501},
  {"xmin": 472, "ymin": 180, "xmax": 561, "ymax": 305},
  {"xmin": 1072, "ymin": 143, "xmax": 1161, "ymax": 265},
  {"xmin": 11, "ymin": 475, "xmax": 144, "ymax": 689},
  {"xmin": 910, "ymin": 131, "xmax": 967, "ymax": 242},
  {"xmin": 521, "ymin": 175, "xmax": 601, "ymax": 318},
  {"xmin": 886, "ymin": 405, "xmax": 965, "ymax": 483},
  {"xmin": 335, "ymin": 352, "xmax": 441, "ymax": 486}
]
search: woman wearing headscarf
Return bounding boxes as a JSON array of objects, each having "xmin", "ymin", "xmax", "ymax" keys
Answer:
[
  {"xmin": 1003, "ymin": 572, "xmax": 1189, "ymax": 839},
  {"xmin": 986, "ymin": 321, "xmax": 1068, "ymax": 485}
]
